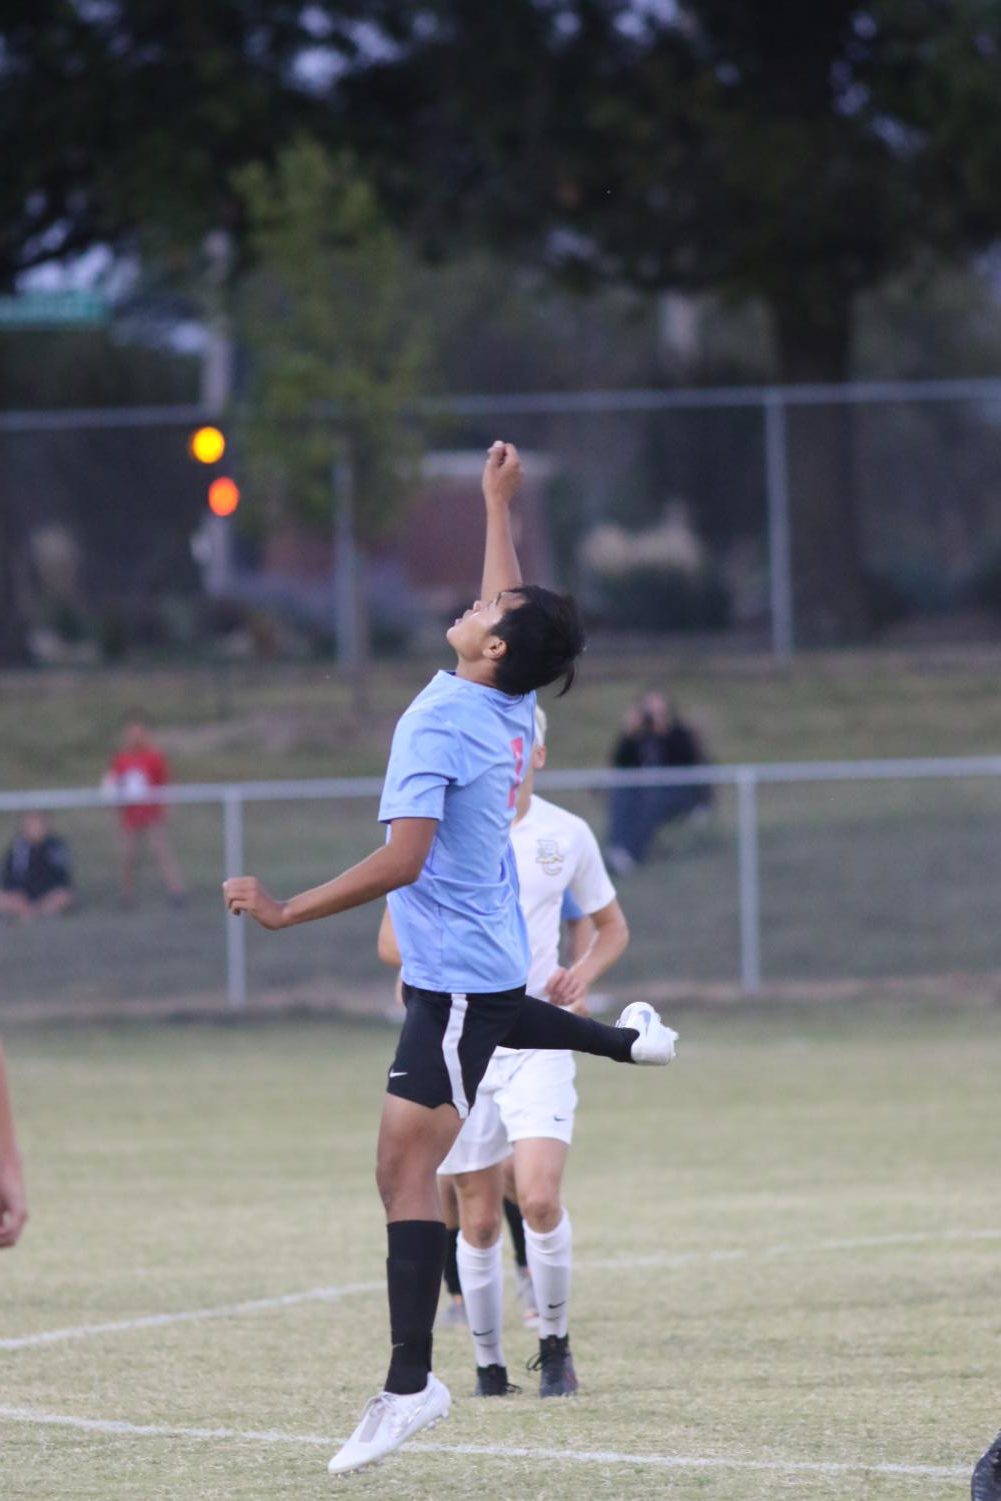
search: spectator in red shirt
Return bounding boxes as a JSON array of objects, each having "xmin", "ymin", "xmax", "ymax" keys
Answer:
[{"xmin": 104, "ymin": 719, "xmax": 186, "ymax": 907}]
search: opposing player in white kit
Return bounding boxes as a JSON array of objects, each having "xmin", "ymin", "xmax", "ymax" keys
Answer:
[{"xmin": 445, "ymin": 705, "xmax": 629, "ymax": 1396}]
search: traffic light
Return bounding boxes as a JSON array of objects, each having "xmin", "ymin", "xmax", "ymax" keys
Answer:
[
  {"xmin": 208, "ymin": 476, "xmax": 240, "ymax": 517},
  {"xmin": 188, "ymin": 426, "xmax": 239, "ymax": 516},
  {"xmin": 188, "ymin": 425, "xmax": 226, "ymax": 464}
]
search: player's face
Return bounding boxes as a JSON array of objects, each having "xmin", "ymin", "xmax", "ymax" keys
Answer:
[{"xmin": 446, "ymin": 591, "xmax": 519, "ymax": 662}]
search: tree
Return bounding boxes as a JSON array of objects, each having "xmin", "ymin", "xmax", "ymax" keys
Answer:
[
  {"xmin": 324, "ymin": 0, "xmax": 1001, "ymax": 640},
  {"xmin": 0, "ymin": 327, "xmax": 200, "ymax": 665},
  {"xmin": 0, "ymin": 2, "xmax": 319, "ymax": 286},
  {"xmin": 235, "ymin": 139, "xmax": 428, "ymax": 703}
]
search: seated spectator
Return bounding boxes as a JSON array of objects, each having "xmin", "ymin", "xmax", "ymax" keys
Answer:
[
  {"xmin": 605, "ymin": 692, "xmax": 713, "ymax": 874},
  {"xmin": 0, "ymin": 813, "xmax": 75, "ymax": 921}
]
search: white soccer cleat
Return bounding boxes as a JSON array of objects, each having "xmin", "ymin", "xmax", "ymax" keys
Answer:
[
  {"xmin": 327, "ymin": 1375, "xmax": 451, "ymax": 1476},
  {"xmin": 616, "ymin": 1001, "xmax": 679, "ymax": 1065}
]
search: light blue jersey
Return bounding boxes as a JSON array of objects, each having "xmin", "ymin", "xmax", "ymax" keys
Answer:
[{"xmin": 379, "ymin": 670, "xmax": 536, "ymax": 993}]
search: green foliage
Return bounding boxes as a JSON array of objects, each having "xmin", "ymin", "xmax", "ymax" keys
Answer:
[
  {"xmin": 234, "ymin": 139, "xmax": 428, "ymax": 542},
  {"xmin": 0, "ymin": 3, "xmax": 319, "ymax": 285},
  {"xmin": 593, "ymin": 563, "xmax": 732, "ymax": 633},
  {"xmin": 330, "ymin": 3, "xmax": 1001, "ymax": 323}
]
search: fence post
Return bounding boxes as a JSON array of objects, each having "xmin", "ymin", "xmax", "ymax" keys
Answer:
[
  {"xmin": 736, "ymin": 770, "xmax": 762, "ymax": 993},
  {"xmin": 223, "ymin": 790, "xmax": 248, "ymax": 1011},
  {"xmin": 764, "ymin": 393, "xmax": 794, "ymax": 663}
]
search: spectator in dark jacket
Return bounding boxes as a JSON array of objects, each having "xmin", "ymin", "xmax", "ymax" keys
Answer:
[
  {"xmin": 0, "ymin": 813, "xmax": 75, "ymax": 921},
  {"xmin": 605, "ymin": 693, "xmax": 713, "ymax": 874}
]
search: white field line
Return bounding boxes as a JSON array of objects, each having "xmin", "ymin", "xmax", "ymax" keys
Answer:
[
  {"xmin": 0, "ymin": 1281, "xmax": 382, "ymax": 1352},
  {"xmin": 4, "ymin": 1226, "xmax": 1000, "ymax": 1353},
  {"xmin": 580, "ymin": 1226, "xmax": 1001, "ymax": 1270},
  {"xmin": 0, "ymin": 1404, "xmax": 967, "ymax": 1480}
]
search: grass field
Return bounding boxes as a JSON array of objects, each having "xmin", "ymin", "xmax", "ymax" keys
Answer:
[
  {"xmin": 3, "ymin": 772, "xmax": 1001, "ymax": 1015},
  {"xmin": 3, "ymin": 1002, "xmax": 1000, "ymax": 1499},
  {"xmin": 4, "ymin": 645, "xmax": 1001, "ymax": 790}
]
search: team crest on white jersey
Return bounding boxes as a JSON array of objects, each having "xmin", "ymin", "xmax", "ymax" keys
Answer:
[{"xmin": 535, "ymin": 837, "xmax": 565, "ymax": 876}]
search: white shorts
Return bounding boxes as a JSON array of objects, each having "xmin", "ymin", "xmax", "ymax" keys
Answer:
[{"xmin": 438, "ymin": 1048, "xmax": 577, "ymax": 1176}]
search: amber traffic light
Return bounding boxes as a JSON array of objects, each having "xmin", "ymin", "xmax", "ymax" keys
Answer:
[{"xmin": 188, "ymin": 426, "xmax": 227, "ymax": 464}]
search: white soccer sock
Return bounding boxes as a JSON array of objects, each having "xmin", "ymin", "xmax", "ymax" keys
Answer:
[
  {"xmin": 456, "ymin": 1233, "xmax": 505, "ymax": 1368},
  {"xmin": 524, "ymin": 1209, "xmax": 572, "ymax": 1339}
]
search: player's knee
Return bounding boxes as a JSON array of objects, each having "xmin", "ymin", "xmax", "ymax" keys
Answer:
[
  {"xmin": 520, "ymin": 1191, "xmax": 561, "ymax": 1233},
  {"xmin": 375, "ymin": 1154, "xmax": 402, "ymax": 1213},
  {"xmin": 462, "ymin": 1209, "xmax": 502, "ymax": 1248}
]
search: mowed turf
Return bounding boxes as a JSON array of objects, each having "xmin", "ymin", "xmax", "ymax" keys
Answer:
[{"xmin": 2, "ymin": 1004, "xmax": 999, "ymax": 1499}]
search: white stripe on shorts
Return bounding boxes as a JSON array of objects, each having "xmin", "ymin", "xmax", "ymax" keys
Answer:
[{"xmin": 443, "ymin": 994, "xmax": 469, "ymax": 1118}]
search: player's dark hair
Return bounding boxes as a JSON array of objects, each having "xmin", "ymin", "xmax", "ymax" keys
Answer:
[{"xmin": 492, "ymin": 585, "xmax": 586, "ymax": 697}]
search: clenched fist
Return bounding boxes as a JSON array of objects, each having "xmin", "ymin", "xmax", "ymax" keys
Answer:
[
  {"xmin": 222, "ymin": 876, "xmax": 288, "ymax": 930},
  {"xmin": 482, "ymin": 440, "xmax": 523, "ymax": 509}
]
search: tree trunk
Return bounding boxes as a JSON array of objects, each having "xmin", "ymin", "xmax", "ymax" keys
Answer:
[{"xmin": 769, "ymin": 294, "xmax": 871, "ymax": 644}]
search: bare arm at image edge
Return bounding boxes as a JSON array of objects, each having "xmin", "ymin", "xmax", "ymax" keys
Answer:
[{"xmin": 0, "ymin": 1042, "xmax": 28, "ymax": 1248}]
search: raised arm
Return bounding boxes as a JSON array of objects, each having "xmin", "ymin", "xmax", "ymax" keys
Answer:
[{"xmin": 480, "ymin": 440, "xmax": 524, "ymax": 602}]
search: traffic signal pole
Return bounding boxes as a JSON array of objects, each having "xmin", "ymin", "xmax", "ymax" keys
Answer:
[{"xmin": 200, "ymin": 231, "xmax": 235, "ymax": 595}]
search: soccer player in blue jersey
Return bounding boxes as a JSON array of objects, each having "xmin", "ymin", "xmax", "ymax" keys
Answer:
[{"xmin": 223, "ymin": 440, "xmax": 677, "ymax": 1476}]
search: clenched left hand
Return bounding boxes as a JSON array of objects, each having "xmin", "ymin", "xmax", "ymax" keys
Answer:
[{"xmin": 222, "ymin": 876, "xmax": 288, "ymax": 930}]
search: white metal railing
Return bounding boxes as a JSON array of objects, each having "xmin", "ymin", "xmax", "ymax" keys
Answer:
[{"xmin": 3, "ymin": 754, "xmax": 1001, "ymax": 1007}]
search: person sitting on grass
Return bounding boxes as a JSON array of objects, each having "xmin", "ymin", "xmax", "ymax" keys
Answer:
[
  {"xmin": 0, "ymin": 812, "xmax": 75, "ymax": 922},
  {"xmin": 605, "ymin": 692, "xmax": 714, "ymax": 875}
]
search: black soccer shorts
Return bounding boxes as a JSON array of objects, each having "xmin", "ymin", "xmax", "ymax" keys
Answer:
[{"xmin": 386, "ymin": 983, "xmax": 528, "ymax": 1118}]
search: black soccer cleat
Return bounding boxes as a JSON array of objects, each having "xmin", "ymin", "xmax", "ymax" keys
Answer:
[
  {"xmin": 473, "ymin": 1363, "xmax": 521, "ymax": 1397},
  {"xmin": 527, "ymin": 1333, "xmax": 579, "ymax": 1398},
  {"xmin": 972, "ymin": 1429, "xmax": 1001, "ymax": 1500}
]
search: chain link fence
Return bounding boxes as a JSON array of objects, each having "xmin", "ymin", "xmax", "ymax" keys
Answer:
[
  {"xmin": 2, "ymin": 758, "xmax": 999, "ymax": 1019},
  {"xmin": 5, "ymin": 379, "xmax": 1001, "ymax": 664}
]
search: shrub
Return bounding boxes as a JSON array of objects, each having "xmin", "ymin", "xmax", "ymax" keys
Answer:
[{"xmin": 593, "ymin": 564, "xmax": 732, "ymax": 632}]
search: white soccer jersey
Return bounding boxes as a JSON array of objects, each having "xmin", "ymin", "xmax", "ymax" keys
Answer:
[
  {"xmin": 510, "ymin": 794, "xmax": 617, "ymax": 1000},
  {"xmin": 438, "ymin": 794, "xmax": 618, "ymax": 1174}
]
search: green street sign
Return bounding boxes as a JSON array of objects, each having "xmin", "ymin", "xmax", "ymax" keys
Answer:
[{"xmin": 0, "ymin": 292, "xmax": 108, "ymax": 328}]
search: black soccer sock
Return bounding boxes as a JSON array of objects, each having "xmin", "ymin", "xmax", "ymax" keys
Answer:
[
  {"xmin": 384, "ymin": 1219, "xmax": 448, "ymax": 1395},
  {"xmin": 443, "ymin": 1225, "xmax": 462, "ymax": 1297},
  {"xmin": 500, "ymin": 995, "xmax": 638, "ymax": 1062},
  {"xmin": 503, "ymin": 1196, "xmax": 528, "ymax": 1270}
]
